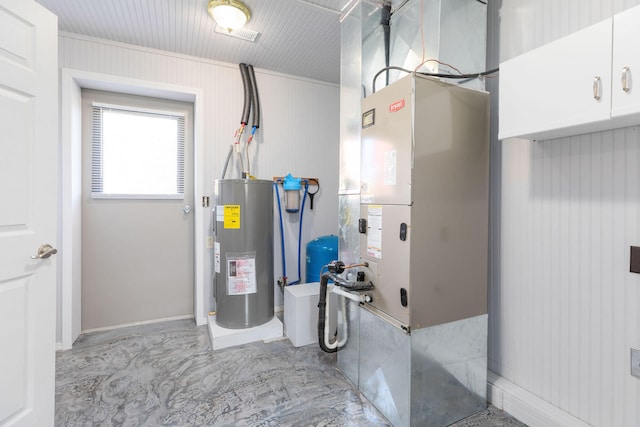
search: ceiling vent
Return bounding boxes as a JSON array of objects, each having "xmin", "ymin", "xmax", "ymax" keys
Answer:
[{"xmin": 214, "ymin": 25, "xmax": 259, "ymax": 42}]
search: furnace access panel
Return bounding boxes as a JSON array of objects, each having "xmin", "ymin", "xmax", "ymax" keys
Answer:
[{"xmin": 359, "ymin": 74, "xmax": 490, "ymax": 332}]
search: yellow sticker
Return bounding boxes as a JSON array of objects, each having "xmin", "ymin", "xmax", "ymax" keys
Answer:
[{"xmin": 224, "ymin": 205, "xmax": 240, "ymax": 229}]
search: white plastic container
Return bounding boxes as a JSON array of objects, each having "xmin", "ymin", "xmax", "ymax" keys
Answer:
[{"xmin": 284, "ymin": 282, "xmax": 337, "ymax": 347}]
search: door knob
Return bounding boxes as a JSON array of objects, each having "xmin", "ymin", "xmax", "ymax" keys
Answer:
[
  {"xmin": 31, "ymin": 244, "xmax": 57, "ymax": 259},
  {"xmin": 183, "ymin": 205, "xmax": 192, "ymax": 214}
]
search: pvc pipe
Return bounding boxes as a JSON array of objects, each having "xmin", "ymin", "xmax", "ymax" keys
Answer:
[
  {"xmin": 318, "ymin": 274, "xmax": 348, "ymax": 352},
  {"xmin": 332, "ymin": 286, "xmax": 371, "ymax": 303},
  {"xmin": 324, "ymin": 285, "xmax": 347, "ymax": 350}
]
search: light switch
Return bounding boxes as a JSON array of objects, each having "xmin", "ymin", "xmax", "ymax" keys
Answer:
[
  {"xmin": 632, "ymin": 348, "xmax": 640, "ymax": 378},
  {"xmin": 630, "ymin": 246, "xmax": 640, "ymax": 273}
]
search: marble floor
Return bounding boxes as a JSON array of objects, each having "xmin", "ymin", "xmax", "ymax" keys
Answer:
[{"xmin": 55, "ymin": 319, "xmax": 527, "ymax": 427}]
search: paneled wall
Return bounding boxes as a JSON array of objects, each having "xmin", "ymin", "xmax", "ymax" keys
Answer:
[
  {"xmin": 490, "ymin": 1, "xmax": 640, "ymax": 426},
  {"xmin": 58, "ymin": 33, "xmax": 339, "ymax": 325},
  {"xmin": 499, "ymin": 0, "xmax": 640, "ymax": 62}
]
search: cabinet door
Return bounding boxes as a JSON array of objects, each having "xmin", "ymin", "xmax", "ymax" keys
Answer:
[
  {"xmin": 612, "ymin": 6, "xmax": 640, "ymax": 119},
  {"xmin": 499, "ymin": 19, "xmax": 612, "ymax": 140},
  {"xmin": 359, "ymin": 204, "xmax": 411, "ymax": 327}
]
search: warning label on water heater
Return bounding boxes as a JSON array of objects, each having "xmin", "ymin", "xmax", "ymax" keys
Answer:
[
  {"xmin": 224, "ymin": 205, "xmax": 240, "ymax": 229},
  {"xmin": 226, "ymin": 254, "xmax": 257, "ymax": 295}
]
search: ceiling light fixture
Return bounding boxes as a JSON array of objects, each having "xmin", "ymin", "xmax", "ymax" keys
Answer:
[{"xmin": 208, "ymin": 0, "xmax": 251, "ymax": 33}]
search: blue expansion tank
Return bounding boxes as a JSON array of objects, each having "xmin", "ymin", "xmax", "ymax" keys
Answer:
[{"xmin": 305, "ymin": 235, "xmax": 338, "ymax": 283}]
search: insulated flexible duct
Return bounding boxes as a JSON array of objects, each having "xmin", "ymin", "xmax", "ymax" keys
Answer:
[
  {"xmin": 239, "ymin": 63, "xmax": 252, "ymax": 125},
  {"xmin": 317, "ymin": 272, "xmax": 338, "ymax": 353},
  {"xmin": 247, "ymin": 64, "xmax": 260, "ymax": 129},
  {"xmin": 318, "ymin": 262, "xmax": 374, "ymax": 353},
  {"xmin": 222, "ymin": 64, "xmax": 253, "ymax": 178}
]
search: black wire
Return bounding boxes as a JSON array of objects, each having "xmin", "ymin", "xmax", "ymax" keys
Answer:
[
  {"xmin": 476, "ymin": 0, "xmax": 487, "ymax": 4},
  {"xmin": 371, "ymin": 66, "xmax": 412, "ymax": 93},
  {"xmin": 420, "ymin": 67, "xmax": 499, "ymax": 79},
  {"xmin": 371, "ymin": 66, "xmax": 499, "ymax": 93}
]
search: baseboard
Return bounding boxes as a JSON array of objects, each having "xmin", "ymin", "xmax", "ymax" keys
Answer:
[
  {"xmin": 487, "ymin": 371, "xmax": 590, "ymax": 427},
  {"xmin": 81, "ymin": 314, "xmax": 194, "ymax": 334}
]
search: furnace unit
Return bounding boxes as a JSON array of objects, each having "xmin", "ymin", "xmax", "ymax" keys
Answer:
[{"xmin": 340, "ymin": 73, "xmax": 490, "ymax": 427}]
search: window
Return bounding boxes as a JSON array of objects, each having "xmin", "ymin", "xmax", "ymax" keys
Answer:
[{"xmin": 91, "ymin": 103, "xmax": 185, "ymax": 198}]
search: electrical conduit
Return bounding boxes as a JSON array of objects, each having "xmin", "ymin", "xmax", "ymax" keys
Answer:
[
  {"xmin": 221, "ymin": 63, "xmax": 252, "ymax": 179},
  {"xmin": 245, "ymin": 65, "xmax": 261, "ymax": 177}
]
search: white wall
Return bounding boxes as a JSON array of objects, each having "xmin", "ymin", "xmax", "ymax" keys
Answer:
[
  {"xmin": 490, "ymin": 1, "xmax": 640, "ymax": 426},
  {"xmin": 57, "ymin": 33, "xmax": 339, "ymax": 339}
]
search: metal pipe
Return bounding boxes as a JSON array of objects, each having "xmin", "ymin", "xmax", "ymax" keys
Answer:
[
  {"xmin": 221, "ymin": 144, "xmax": 233, "ymax": 179},
  {"xmin": 381, "ymin": 4, "xmax": 391, "ymax": 86}
]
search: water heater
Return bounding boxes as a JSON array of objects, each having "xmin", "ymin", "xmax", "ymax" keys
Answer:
[{"xmin": 213, "ymin": 179, "xmax": 274, "ymax": 329}]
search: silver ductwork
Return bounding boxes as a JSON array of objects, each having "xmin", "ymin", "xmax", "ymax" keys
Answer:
[{"xmin": 336, "ymin": 1, "xmax": 489, "ymax": 425}]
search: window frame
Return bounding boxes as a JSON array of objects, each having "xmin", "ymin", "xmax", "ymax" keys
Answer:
[{"xmin": 90, "ymin": 101, "xmax": 186, "ymax": 200}]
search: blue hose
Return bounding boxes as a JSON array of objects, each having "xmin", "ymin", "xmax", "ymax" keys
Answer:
[
  {"xmin": 274, "ymin": 182, "xmax": 286, "ymax": 282},
  {"xmin": 289, "ymin": 182, "xmax": 309, "ymax": 286}
]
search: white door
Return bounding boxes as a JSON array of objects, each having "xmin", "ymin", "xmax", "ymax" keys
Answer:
[
  {"xmin": 81, "ymin": 90, "xmax": 194, "ymax": 331},
  {"xmin": 0, "ymin": 0, "xmax": 58, "ymax": 426}
]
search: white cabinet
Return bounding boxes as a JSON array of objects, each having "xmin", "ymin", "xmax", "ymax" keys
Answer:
[
  {"xmin": 612, "ymin": 6, "xmax": 640, "ymax": 120},
  {"xmin": 499, "ymin": 5, "xmax": 640, "ymax": 141},
  {"xmin": 499, "ymin": 19, "xmax": 612, "ymax": 140}
]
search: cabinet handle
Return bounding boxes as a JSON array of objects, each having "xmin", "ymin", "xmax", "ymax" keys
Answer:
[
  {"xmin": 593, "ymin": 76, "xmax": 601, "ymax": 101},
  {"xmin": 622, "ymin": 67, "xmax": 631, "ymax": 93}
]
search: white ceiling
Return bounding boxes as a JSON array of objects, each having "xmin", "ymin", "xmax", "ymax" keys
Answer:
[{"xmin": 35, "ymin": 0, "xmax": 353, "ymax": 83}]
